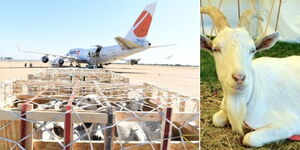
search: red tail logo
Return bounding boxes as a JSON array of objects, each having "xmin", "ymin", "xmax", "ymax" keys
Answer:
[{"xmin": 133, "ymin": 11, "xmax": 152, "ymax": 38}]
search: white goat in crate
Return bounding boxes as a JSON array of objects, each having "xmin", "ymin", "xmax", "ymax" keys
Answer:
[{"xmin": 201, "ymin": 6, "xmax": 300, "ymax": 147}]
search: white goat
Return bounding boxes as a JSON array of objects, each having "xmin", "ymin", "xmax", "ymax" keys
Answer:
[
  {"xmin": 76, "ymin": 94, "xmax": 102, "ymax": 110},
  {"xmin": 73, "ymin": 95, "xmax": 104, "ymax": 140},
  {"xmin": 114, "ymin": 97, "xmax": 160, "ymax": 141},
  {"xmin": 36, "ymin": 95, "xmax": 158, "ymax": 142},
  {"xmin": 201, "ymin": 6, "xmax": 300, "ymax": 147},
  {"xmin": 139, "ymin": 121, "xmax": 161, "ymax": 141},
  {"xmin": 116, "ymin": 121, "xmax": 147, "ymax": 141},
  {"xmin": 36, "ymin": 95, "xmax": 104, "ymax": 141}
]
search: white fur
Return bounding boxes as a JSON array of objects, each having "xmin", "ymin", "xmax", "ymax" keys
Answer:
[
  {"xmin": 116, "ymin": 121, "xmax": 147, "ymax": 141},
  {"xmin": 205, "ymin": 27, "xmax": 300, "ymax": 147},
  {"xmin": 76, "ymin": 94, "xmax": 101, "ymax": 110}
]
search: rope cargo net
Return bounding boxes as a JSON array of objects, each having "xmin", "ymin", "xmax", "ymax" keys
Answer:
[{"xmin": 0, "ymin": 68, "xmax": 199, "ymax": 150}]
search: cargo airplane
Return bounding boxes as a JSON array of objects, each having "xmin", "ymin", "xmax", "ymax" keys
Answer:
[{"xmin": 21, "ymin": 2, "xmax": 169, "ymax": 68}]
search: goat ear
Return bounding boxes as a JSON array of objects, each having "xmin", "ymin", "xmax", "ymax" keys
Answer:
[
  {"xmin": 255, "ymin": 32, "xmax": 279, "ymax": 51},
  {"xmin": 201, "ymin": 35, "xmax": 213, "ymax": 54}
]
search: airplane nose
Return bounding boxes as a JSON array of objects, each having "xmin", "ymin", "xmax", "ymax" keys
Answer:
[{"xmin": 232, "ymin": 73, "xmax": 246, "ymax": 84}]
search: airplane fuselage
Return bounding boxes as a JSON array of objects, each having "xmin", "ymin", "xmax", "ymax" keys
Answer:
[{"xmin": 66, "ymin": 44, "xmax": 149, "ymax": 65}]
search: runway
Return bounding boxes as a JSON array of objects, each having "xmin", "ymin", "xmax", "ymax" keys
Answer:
[{"xmin": 0, "ymin": 61, "xmax": 199, "ymax": 98}]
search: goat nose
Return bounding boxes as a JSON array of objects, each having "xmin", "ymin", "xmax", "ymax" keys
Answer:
[{"xmin": 232, "ymin": 73, "xmax": 246, "ymax": 83}]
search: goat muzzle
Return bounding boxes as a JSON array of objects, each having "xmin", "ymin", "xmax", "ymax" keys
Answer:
[{"xmin": 232, "ymin": 73, "xmax": 246, "ymax": 84}]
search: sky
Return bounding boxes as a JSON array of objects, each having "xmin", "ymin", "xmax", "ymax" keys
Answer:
[{"xmin": 0, "ymin": 0, "xmax": 199, "ymax": 66}]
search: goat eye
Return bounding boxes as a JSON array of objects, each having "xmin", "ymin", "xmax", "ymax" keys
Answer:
[
  {"xmin": 250, "ymin": 48, "xmax": 256, "ymax": 54},
  {"xmin": 212, "ymin": 48, "xmax": 221, "ymax": 53}
]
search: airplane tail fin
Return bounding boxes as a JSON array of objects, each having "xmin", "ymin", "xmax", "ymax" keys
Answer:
[{"xmin": 125, "ymin": 2, "xmax": 157, "ymax": 45}]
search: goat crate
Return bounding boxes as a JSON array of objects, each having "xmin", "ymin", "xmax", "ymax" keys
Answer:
[{"xmin": 0, "ymin": 68, "xmax": 199, "ymax": 150}]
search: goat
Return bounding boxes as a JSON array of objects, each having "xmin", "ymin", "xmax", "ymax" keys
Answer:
[
  {"xmin": 75, "ymin": 94, "xmax": 102, "ymax": 110},
  {"xmin": 200, "ymin": 6, "xmax": 300, "ymax": 147},
  {"xmin": 37, "ymin": 99, "xmax": 63, "ymax": 110},
  {"xmin": 34, "ymin": 121, "xmax": 64, "ymax": 140},
  {"xmin": 36, "ymin": 100, "xmax": 73, "ymax": 140},
  {"xmin": 71, "ymin": 95, "xmax": 104, "ymax": 141},
  {"xmin": 116, "ymin": 98, "xmax": 144, "ymax": 111},
  {"xmin": 114, "ymin": 99, "xmax": 150, "ymax": 141},
  {"xmin": 116, "ymin": 121, "xmax": 147, "ymax": 141},
  {"xmin": 126, "ymin": 98, "xmax": 144, "ymax": 111},
  {"xmin": 77, "ymin": 95, "xmax": 161, "ymax": 142},
  {"xmin": 74, "ymin": 123, "xmax": 104, "ymax": 140},
  {"xmin": 74, "ymin": 95, "xmax": 105, "ymax": 140},
  {"xmin": 139, "ymin": 121, "xmax": 161, "ymax": 141},
  {"xmin": 114, "ymin": 98, "xmax": 161, "ymax": 141},
  {"xmin": 35, "ymin": 96, "xmax": 104, "ymax": 141},
  {"xmin": 36, "ymin": 95, "xmax": 159, "ymax": 142}
]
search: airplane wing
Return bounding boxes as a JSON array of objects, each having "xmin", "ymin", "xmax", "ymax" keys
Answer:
[
  {"xmin": 150, "ymin": 44, "xmax": 177, "ymax": 48},
  {"xmin": 20, "ymin": 49, "xmax": 79, "ymax": 62},
  {"xmin": 114, "ymin": 36, "xmax": 142, "ymax": 49},
  {"xmin": 120, "ymin": 58, "xmax": 141, "ymax": 61}
]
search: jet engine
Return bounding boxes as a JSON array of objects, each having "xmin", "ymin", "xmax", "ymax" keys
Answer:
[
  {"xmin": 126, "ymin": 59, "xmax": 141, "ymax": 65},
  {"xmin": 130, "ymin": 60, "xmax": 138, "ymax": 65},
  {"xmin": 41, "ymin": 56, "xmax": 49, "ymax": 63},
  {"xmin": 52, "ymin": 58, "xmax": 64, "ymax": 67},
  {"xmin": 58, "ymin": 59, "xmax": 64, "ymax": 66}
]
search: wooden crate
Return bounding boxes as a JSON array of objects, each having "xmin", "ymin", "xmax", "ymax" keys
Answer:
[{"xmin": 0, "ymin": 68, "xmax": 199, "ymax": 150}]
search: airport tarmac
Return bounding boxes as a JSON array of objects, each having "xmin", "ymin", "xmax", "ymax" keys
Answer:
[
  {"xmin": 0, "ymin": 61, "xmax": 199, "ymax": 98},
  {"xmin": 0, "ymin": 61, "xmax": 49, "ymax": 81}
]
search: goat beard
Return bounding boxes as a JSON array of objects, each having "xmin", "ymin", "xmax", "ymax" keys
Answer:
[{"xmin": 226, "ymin": 96, "xmax": 247, "ymax": 135}]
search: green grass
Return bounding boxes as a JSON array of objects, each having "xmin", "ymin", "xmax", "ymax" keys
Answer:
[{"xmin": 201, "ymin": 41, "xmax": 300, "ymax": 83}]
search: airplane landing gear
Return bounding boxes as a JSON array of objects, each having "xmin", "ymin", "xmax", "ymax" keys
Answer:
[
  {"xmin": 70, "ymin": 63, "xmax": 73, "ymax": 67},
  {"xmin": 86, "ymin": 64, "xmax": 96, "ymax": 69},
  {"xmin": 97, "ymin": 64, "xmax": 103, "ymax": 68}
]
